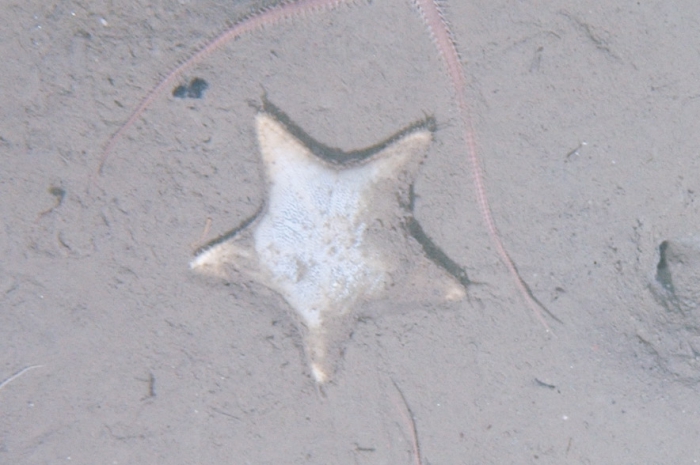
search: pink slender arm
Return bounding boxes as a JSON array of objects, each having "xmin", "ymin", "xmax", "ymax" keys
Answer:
[{"xmin": 413, "ymin": 0, "xmax": 557, "ymax": 330}]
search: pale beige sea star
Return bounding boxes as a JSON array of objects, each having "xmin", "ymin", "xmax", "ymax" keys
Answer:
[{"xmin": 191, "ymin": 104, "xmax": 467, "ymax": 383}]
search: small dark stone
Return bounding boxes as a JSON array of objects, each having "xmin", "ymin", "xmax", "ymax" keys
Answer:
[
  {"xmin": 172, "ymin": 78, "xmax": 209, "ymax": 99},
  {"xmin": 172, "ymin": 84, "xmax": 188, "ymax": 98},
  {"xmin": 187, "ymin": 78, "xmax": 208, "ymax": 99}
]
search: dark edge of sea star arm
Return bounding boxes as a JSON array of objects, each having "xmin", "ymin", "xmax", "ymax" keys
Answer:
[
  {"xmin": 405, "ymin": 215, "xmax": 471, "ymax": 290},
  {"xmin": 260, "ymin": 98, "xmax": 436, "ymax": 166},
  {"xmin": 192, "ymin": 202, "xmax": 266, "ymax": 258}
]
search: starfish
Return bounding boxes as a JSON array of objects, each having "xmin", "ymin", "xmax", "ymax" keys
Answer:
[
  {"xmin": 96, "ymin": 0, "xmax": 554, "ymax": 330},
  {"xmin": 190, "ymin": 104, "xmax": 467, "ymax": 383}
]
